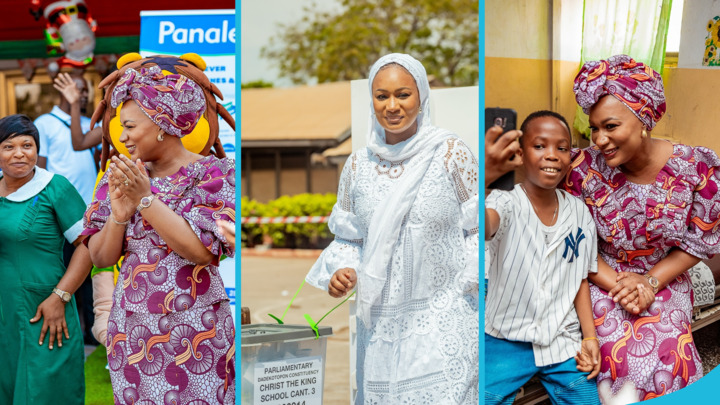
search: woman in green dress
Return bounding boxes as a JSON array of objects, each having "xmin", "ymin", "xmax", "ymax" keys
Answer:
[{"xmin": 0, "ymin": 114, "xmax": 92, "ymax": 404}]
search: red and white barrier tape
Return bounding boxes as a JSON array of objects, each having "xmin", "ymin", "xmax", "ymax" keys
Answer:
[{"xmin": 241, "ymin": 216, "xmax": 329, "ymax": 224}]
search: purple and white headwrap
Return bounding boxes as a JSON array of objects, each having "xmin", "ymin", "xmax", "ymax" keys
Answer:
[
  {"xmin": 573, "ymin": 54, "xmax": 666, "ymax": 130},
  {"xmin": 110, "ymin": 65, "xmax": 206, "ymax": 137}
]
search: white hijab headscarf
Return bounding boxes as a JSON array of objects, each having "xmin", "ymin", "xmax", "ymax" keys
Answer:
[{"xmin": 331, "ymin": 53, "xmax": 455, "ymax": 324}]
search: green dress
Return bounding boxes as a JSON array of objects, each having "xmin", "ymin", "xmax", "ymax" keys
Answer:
[{"xmin": 0, "ymin": 168, "xmax": 87, "ymax": 404}]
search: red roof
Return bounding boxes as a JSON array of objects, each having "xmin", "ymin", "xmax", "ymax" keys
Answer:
[{"xmin": 2, "ymin": 0, "xmax": 234, "ymax": 41}]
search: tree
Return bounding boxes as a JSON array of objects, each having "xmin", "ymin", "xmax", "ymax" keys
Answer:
[{"xmin": 261, "ymin": 0, "xmax": 479, "ymax": 87}]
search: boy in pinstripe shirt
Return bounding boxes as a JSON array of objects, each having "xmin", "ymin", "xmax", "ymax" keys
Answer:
[{"xmin": 484, "ymin": 111, "xmax": 601, "ymax": 405}]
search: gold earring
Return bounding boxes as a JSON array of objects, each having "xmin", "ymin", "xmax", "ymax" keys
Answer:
[
  {"xmin": 157, "ymin": 132, "xmax": 164, "ymax": 142},
  {"xmin": 642, "ymin": 129, "xmax": 648, "ymax": 138}
]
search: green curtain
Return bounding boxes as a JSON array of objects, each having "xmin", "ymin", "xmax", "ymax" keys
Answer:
[{"xmin": 574, "ymin": 0, "xmax": 673, "ymax": 138}]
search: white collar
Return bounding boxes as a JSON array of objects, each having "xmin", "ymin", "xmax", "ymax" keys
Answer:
[{"xmin": 1, "ymin": 167, "xmax": 54, "ymax": 202}]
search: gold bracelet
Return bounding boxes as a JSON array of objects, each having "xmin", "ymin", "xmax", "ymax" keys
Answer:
[
  {"xmin": 111, "ymin": 213, "xmax": 130, "ymax": 225},
  {"xmin": 582, "ymin": 337, "xmax": 598, "ymax": 342}
]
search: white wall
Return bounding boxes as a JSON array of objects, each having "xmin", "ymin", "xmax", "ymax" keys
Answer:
[
  {"xmin": 485, "ymin": 0, "xmax": 551, "ymax": 59},
  {"xmin": 678, "ymin": 0, "xmax": 720, "ymax": 68}
]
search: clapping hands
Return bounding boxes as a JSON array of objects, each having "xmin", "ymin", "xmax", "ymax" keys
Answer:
[{"xmin": 107, "ymin": 154, "xmax": 152, "ymax": 222}]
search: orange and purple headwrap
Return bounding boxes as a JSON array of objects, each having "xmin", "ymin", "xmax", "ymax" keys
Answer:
[
  {"xmin": 110, "ymin": 65, "xmax": 206, "ymax": 137},
  {"xmin": 573, "ymin": 54, "xmax": 665, "ymax": 130}
]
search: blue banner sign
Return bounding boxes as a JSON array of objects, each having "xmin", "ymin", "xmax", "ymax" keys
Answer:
[{"xmin": 140, "ymin": 10, "xmax": 235, "ymax": 56}]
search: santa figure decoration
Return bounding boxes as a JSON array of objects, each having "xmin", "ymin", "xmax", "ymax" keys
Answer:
[{"xmin": 30, "ymin": 0, "xmax": 97, "ymax": 74}]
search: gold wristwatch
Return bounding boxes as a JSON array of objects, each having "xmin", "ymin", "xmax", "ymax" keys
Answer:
[
  {"xmin": 644, "ymin": 274, "xmax": 659, "ymax": 294},
  {"xmin": 137, "ymin": 194, "xmax": 155, "ymax": 212},
  {"xmin": 52, "ymin": 287, "xmax": 71, "ymax": 304}
]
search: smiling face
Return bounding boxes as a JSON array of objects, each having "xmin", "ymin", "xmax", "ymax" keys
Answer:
[
  {"xmin": 519, "ymin": 116, "xmax": 572, "ymax": 190},
  {"xmin": 119, "ymin": 101, "xmax": 161, "ymax": 162},
  {"xmin": 371, "ymin": 65, "xmax": 421, "ymax": 144},
  {"xmin": 588, "ymin": 95, "xmax": 645, "ymax": 167},
  {"xmin": 0, "ymin": 135, "xmax": 37, "ymax": 180}
]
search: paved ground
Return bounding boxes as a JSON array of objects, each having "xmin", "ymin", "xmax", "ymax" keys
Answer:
[{"xmin": 241, "ymin": 254, "xmax": 351, "ymax": 404}]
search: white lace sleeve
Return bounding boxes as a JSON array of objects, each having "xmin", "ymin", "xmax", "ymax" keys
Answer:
[
  {"xmin": 306, "ymin": 239, "xmax": 363, "ymax": 291},
  {"xmin": 443, "ymin": 138, "xmax": 480, "ymax": 289},
  {"xmin": 306, "ymin": 153, "xmax": 364, "ymax": 290}
]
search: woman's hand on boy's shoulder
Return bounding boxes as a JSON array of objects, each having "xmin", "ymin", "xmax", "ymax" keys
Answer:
[{"xmin": 485, "ymin": 126, "xmax": 523, "ymax": 185}]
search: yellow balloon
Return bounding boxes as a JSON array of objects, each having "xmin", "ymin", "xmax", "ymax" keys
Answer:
[
  {"xmin": 180, "ymin": 53, "xmax": 207, "ymax": 71},
  {"xmin": 109, "ymin": 105, "xmax": 130, "ymax": 158},
  {"xmin": 116, "ymin": 52, "xmax": 143, "ymax": 69},
  {"xmin": 181, "ymin": 117, "xmax": 210, "ymax": 154}
]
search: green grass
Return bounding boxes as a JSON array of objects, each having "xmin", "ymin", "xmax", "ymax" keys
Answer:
[{"xmin": 84, "ymin": 346, "xmax": 114, "ymax": 404}]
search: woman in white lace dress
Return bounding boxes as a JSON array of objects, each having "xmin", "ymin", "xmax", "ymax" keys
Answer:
[{"xmin": 306, "ymin": 53, "xmax": 479, "ymax": 404}]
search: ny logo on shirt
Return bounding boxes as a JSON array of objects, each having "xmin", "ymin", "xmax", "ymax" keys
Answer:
[{"xmin": 562, "ymin": 227, "xmax": 586, "ymax": 263}]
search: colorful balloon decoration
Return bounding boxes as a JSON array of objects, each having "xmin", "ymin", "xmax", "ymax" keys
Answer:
[{"xmin": 30, "ymin": 0, "xmax": 97, "ymax": 74}]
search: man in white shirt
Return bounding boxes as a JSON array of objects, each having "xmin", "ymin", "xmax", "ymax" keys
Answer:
[{"xmin": 34, "ymin": 73, "xmax": 98, "ymax": 204}]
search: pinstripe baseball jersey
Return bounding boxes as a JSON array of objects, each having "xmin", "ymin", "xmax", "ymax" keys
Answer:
[{"xmin": 485, "ymin": 184, "xmax": 598, "ymax": 366}]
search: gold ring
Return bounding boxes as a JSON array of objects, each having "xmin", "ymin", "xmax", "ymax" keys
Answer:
[{"xmin": 123, "ymin": 179, "xmax": 130, "ymax": 187}]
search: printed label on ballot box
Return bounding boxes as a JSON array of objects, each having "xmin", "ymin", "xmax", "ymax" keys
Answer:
[{"xmin": 253, "ymin": 356, "xmax": 323, "ymax": 404}]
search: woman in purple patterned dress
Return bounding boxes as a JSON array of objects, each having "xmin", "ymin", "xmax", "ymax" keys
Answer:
[
  {"xmin": 564, "ymin": 55, "xmax": 720, "ymax": 403},
  {"xmin": 82, "ymin": 65, "xmax": 236, "ymax": 404}
]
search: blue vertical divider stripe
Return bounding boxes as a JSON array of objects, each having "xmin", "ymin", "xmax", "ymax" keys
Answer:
[
  {"xmin": 235, "ymin": 2, "xmax": 242, "ymax": 401},
  {"xmin": 478, "ymin": 0, "xmax": 485, "ymax": 402}
]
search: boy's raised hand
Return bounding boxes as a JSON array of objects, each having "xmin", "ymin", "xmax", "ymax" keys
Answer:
[
  {"xmin": 485, "ymin": 125, "xmax": 523, "ymax": 185},
  {"xmin": 329, "ymin": 267, "xmax": 357, "ymax": 298},
  {"xmin": 575, "ymin": 338, "xmax": 601, "ymax": 380}
]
